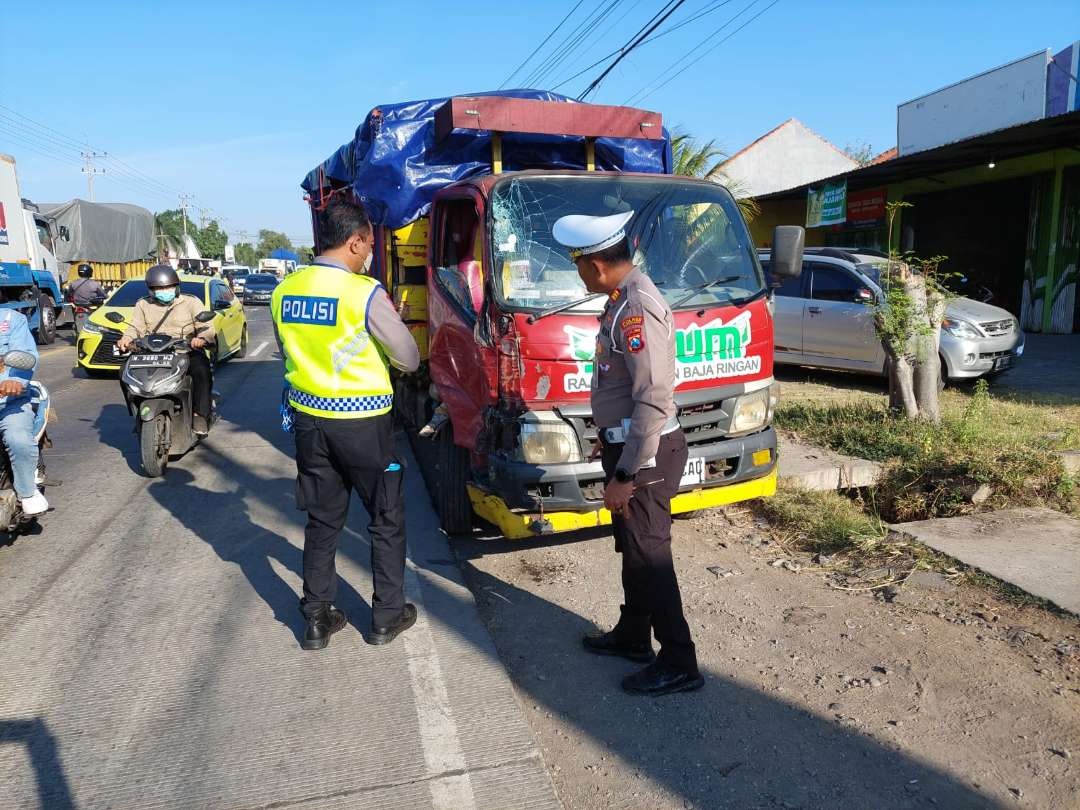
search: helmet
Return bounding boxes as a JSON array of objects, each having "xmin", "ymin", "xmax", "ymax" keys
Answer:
[
  {"xmin": 76, "ymin": 263, "xmax": 93, "ymax": 278},
  {"xmin": 145, "ymin": 264, "xmax": 180, "ymax": 290}
]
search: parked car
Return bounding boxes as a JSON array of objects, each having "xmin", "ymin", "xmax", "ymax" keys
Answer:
[
  {"xmin": 760, "ymin": 247, "xmax": 1024, "ymax": 381},
  {"xmin": 77, "ymin": 274, "xmax": 249, "ymax": 373},
  {"xmin": 242, "ymin": 273, "xmax": 279, "ymax": 305}
]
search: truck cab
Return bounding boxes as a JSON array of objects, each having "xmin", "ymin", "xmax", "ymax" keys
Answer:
[{"xmin": 0, "ymin": 153, "xmax": 69, "ymax": 344}]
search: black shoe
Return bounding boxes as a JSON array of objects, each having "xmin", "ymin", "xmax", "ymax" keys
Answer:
[
  {"xmin": 582, "ymin": 630, "xmax": 655, "ymax": 663},
  {"xmin": 301, "ymin": 606, "xmax": 347, "ymax": 651},
  {"xmin": 621, "ymin": 661, "xmax": 704, "ymax": 696},
  {"xmin": 368, "ymin": 603, "xmax": 417, "ymax": 646},
  {"xmin": 193, "ymin": 415, "xmax": 209, "ymax": 437}
]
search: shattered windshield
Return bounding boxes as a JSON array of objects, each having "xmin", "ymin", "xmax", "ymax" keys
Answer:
[{"xmin": 490, "ymin": 175, "xmax": 763, "ymax": 312}]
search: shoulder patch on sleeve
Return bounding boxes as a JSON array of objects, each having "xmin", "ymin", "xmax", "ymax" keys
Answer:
[
  {"xmin": 625, "ymin": 326, "xmax": 644, "ymax": 353},
  {"xmin": 620, "ymin": 314, "xmax": 644, "ymax": 330}
]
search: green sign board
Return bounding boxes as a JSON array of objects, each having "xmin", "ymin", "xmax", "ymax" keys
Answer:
[{"xmin": 806, "ymin": 180, "xmax": 847, "ymax": 228}]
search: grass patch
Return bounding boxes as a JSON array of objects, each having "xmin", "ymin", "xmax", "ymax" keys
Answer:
[
  {"xmin": 760, "ymin": 485, "xmax": 885, "ymax": 552},
  {"xmin": 777, "ymin": 381, "xmax": 1079, "ymax": 523}
]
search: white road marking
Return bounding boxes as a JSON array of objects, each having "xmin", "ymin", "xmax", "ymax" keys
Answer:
[
  {"xmin": 249, "ymin": 341, "xmax": 268, "ymax": 357},
  {"xmin": 402, "ymin": 559, "xmax": 478, "ymax": 810}
]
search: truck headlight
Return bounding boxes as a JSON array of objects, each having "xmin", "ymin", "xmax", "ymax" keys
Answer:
[
  {"xmin": 518, "ymin": 412, "xmax": 582, "ymax": 464},
  {"xmin": 731, "ymin": 388, "xmax": 771, "ymax": 433},
  {"xmin": 942, "ymin": 318, "xmax": 982, "ymax": 339}
]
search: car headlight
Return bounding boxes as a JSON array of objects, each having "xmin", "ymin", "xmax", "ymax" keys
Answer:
[
  {"xmin": 942, "ymin": 318, "xmax": 982, "ymax": 339},
  {"xmin": 82, "ymin": 320, "xmax": 103, "ymax": 334},
  {"xmin": 518, "ymin": 412, "xmax": 582, "ymax": 464},
  {"xmin": 731, "ymin": 387, "xmax": 771, "ymax": 433}
]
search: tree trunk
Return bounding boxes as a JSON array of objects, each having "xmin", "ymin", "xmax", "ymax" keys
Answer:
[
  {"xmin": 913, "ymin": 282, "xmax": 946, "ymax": 424},
  {"xmin": 892, "ymin": 354, "xmax": 919, "ymax": 418}
]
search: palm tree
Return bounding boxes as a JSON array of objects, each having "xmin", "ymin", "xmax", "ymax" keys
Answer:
[
  {"xmin": 154, "ymin": 211, "xmax": 189, "ymax": 260},
  {"xmin": 671, "ymin": 132, "xmax": 759, "ymax": 222}
]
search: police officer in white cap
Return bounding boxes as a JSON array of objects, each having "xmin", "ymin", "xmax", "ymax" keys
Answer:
[{"xmin": 553, "ymin": 210, "xmax": 703, "ymax": 697}]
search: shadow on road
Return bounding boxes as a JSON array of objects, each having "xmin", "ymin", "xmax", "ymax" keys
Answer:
[{"xmin": 0, "ymin": 717, "xmax": 76, "ymax": 809}]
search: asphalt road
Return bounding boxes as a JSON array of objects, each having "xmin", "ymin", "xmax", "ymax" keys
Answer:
[{"xmin": 0, "ymin": 306, "xmax": 559, "ymax": 810}]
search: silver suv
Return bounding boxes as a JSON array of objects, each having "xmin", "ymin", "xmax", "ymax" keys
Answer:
[{"xmin": 760, "ymin": 248, "xmax": 1025, "ymax": 381}]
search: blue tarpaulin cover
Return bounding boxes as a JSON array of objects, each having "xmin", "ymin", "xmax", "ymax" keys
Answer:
[
  {"xmin": 269, "ymin": 247, "xmax": 299, "ymax": 263},
  {"xmin": 301, "ymin": 89, "xmax": 672, "ymax": 230}
]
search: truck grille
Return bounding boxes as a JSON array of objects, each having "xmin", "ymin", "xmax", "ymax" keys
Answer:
[
  {"xmin": 980, "ymin": 318, "xmax": 1014, "ymax": 337},
  {"xmin": 90, "ymin": 329, "xmax": 124, "ymax": 366},
  {"xmin": 566, "ymin": 398, "xmax": 731, "ymax": 458}
]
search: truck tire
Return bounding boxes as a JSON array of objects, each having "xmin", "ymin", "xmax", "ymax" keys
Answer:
[
  {"xmin": 140, "ymin": 415, "xmax": 169, "ymax": 477},
  {"xmin": 435, "ymin": 425, "xmax": 472, "ymax": 535},
  {"xmin": 34, "ymin": 294, "xmax": 57, "ymax": 345}
]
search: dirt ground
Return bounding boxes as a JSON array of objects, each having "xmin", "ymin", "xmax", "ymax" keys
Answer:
[{"xmin": 452, "ymin": 506, "xmax": 1080, "ymax": 810}]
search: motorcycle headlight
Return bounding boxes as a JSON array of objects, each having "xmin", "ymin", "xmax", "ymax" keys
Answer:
[
  {"xmin": 82, "ymin": 321, "xmax": 103, "ymax": 334},
  {"xmin": 518, "ymin": 412, "xmax": 582, "ymax": 464},
  {"xmin": 942, "ymin": 318, "xmax": 982, "ymax": 340},
  {"xmin": 731, "ymin": 387, "xmax": 772, "ymax": 433}
]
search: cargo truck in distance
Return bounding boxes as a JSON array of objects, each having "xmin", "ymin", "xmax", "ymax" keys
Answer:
[
  {"xmin": 0, "ymin": 154, "xmax": 69, "ymax": 344},
  {"xmin": 303, "ymin": 92, "xmax": 804, "ymax": 539}
]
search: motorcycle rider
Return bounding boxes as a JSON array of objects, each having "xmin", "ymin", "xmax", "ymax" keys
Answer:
[
  {"xmin": 116, "ymin": 265, "xmax": 216, "ymax": 436},
  {"xmin": 0, "ymin": 309, "xmax": 47, "ymax": 516},
  {"xmin": 67, "ymin": 263, "xmax": 107, "ymax": 337}
]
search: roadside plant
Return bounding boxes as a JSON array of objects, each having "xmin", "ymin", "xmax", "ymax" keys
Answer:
[{"xmin": 875, "ymin": 201, "xmax": 951, "ymax": 423}]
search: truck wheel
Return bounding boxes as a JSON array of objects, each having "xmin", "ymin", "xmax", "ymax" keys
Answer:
[
  {"xmin": 140, "ymin": 415, "xmax": 169, "ymax": 477},
  {"xmin": 435, "ymin": 425, "xmax": 472, "ymax": 535},
  {"xmin": 34, "ymin": 295, "xmax": 57, "ymax": 345}
]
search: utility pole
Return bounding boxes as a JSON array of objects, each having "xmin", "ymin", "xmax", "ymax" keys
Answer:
[
  {"xmin": 178, "ymin": 193, "xmax": 192, "ymax": 240},
  {"xmin": 81, "ymin": 151, "xmax": 106, "ymax": 201}
]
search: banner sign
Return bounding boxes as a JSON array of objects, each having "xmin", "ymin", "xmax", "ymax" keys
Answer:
[
  {"xmin": 0, "ymin": 201, "xmax": 8, "ymax": 246},
  {"xmin": 846, "ymin": 187, "xmax": 887, "ymax": 222},
  {"xmin": 806, "ymin": 180, "xmax": 847, "ymax": 228}
]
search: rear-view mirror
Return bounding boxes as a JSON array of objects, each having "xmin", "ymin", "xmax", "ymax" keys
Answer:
[
  {"xmin": 1, "ymin": 350, "xmax": 37, "ymax": 371},
  {"xmin": 196, "ymin": 311, "xmax": 216, "ymax": 323},
  {"xmin": 58, "ymin": 225, "xmax": 71, "ymax": 241},
  {"xmin": 770, "ymin": 226, "xmax": 805, "ymax": 280},
  {"xmin": 105, "ymin": 311, "xmax": 125, "ymax": 324}
]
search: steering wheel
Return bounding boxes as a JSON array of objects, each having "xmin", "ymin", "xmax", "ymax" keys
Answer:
[{"xmin": 680, "ymin": 264, "xmax": 709, "ymax": 285}]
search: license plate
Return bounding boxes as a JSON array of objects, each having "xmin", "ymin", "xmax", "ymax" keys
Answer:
[
  {"xmin": 992, "ymin": 356, "xmax": 1014, "ymax": 371},
  {"xmin": 129, "ymin": 354, "xmax": 174, "ymax": 368},
  {"xmin": 679, "ymin": 457, "xmax": 705, "ymax": 488}
]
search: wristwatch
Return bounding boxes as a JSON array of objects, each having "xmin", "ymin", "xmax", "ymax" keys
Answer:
[{"xmin": 614, "ymin": 468, "xmax": 633, "ymax": 483}]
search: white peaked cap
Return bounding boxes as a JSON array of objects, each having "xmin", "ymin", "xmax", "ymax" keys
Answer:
[{"xmin": 552, "ymin": 210, "xmax": 635, "ymax": 258}]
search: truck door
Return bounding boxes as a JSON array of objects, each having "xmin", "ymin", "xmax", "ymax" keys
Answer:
[
  {"xmin": 801, "ymin": 260, "xmax": 882, "ymax": 370},
  {"xmin": 427, "ymin": 193, "xmax": 494, "ymax": 451}
]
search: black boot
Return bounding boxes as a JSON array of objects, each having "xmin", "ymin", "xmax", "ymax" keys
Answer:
[
  {"xmin": 582, "ymin": 630, "xmax": 655, "ymax": 662},
  {"xmin": 621, "ymin": 660, "xmax": 704, "ymax": 696},
  {"xmin": 368, "ymin": 603, "xmax": 417, "ymax": 646},
  {"xmin": 301, "ymin": 604, "xmax": 347, "ymax": 651}
]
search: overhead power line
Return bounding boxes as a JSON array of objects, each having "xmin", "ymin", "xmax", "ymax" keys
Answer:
[
  {"xmin": 625, "ymin": 0, "xmax": 778, "ymax": 106},
  {"xmin": 544, "ymin": 0, "xmax": 645, "ymax": 89},
  {"xmin": 499, "ymin": 0, "xmax": 588, "ymax": 89},
  {"xmin": 523, "ymin": 0, "xmax": 622, "ymax": 88},
  {"xmin": 577, "ymin": 0, "xmax": 688, "ymax": 100}
]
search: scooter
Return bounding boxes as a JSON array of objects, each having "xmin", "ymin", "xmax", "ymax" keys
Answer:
[
  {"xmin": 105, "ymin": 311, "xmax": 217, "ymax": 477},
  {"xmin": 0, "ymin": 349, "xmax": 52, "ymax": 533},
  {"xmin": 72, "ymin": 293, "xmax": 107, "ymax": 338}
]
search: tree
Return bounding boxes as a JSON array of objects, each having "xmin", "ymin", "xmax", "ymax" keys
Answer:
[
  {"xmin": 256, "ymin": 230, "xmax": 293, "ymax": 258},
  {"xmin": 873, "ymin": 201, "xmax": 948, "ymax": 423},
  {"xmin": 671, "ymin": 131, "xmax": 759, "ymax": 222},
  {"xmin": 843, "ymin": 140, "xmax": 875, "ymax": 167},
  {"xmin": 195, "ymin": 220, "xmax": 228, "ymax": 260},
  {"xmin": 296, "ymin": 245, "xmax": 315, "ymax": 264},
  {"xmin": 234, "ymin": 243, "xmax": 258, "ymax": 268},
  {"xmin": 154, "ymin": 209, "xmax": 196, "ymax": 259}
]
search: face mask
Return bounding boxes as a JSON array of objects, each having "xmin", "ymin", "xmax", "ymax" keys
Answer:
[
  {"xmin": 154, "ymin": 287, "xmax": 177, "ymax": 304},
  {"xmin": 362, "ymin": 252, "xmax": 373, "ymax": 273}
]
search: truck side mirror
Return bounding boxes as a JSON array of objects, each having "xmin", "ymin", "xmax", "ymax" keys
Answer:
[
  {"xmin": 59, "ymin": 225, "xmax": 71, "ymax": 241},
  {"xmin": 770, "ymin": 226, "xmax": 805, "ymax": 280}
]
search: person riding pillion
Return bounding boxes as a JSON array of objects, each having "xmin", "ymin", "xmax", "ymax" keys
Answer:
[
  {"xmin": 0, "ymin": 310, "xmax": 47, "ymax": 517},
  {"xmin": 271, "ymin": 198, "xmax": 420, "ymax": 651},
  {"xmin": 116, "ymin": 265, "xmax": 215, "ymax": 436},
  {"xmin": 68, "ymin": 263, "xmax": 107, "ymax": 339},
  {"xmin": 553, "ymin": 210, "xmax": 704, "ymax": 698}
]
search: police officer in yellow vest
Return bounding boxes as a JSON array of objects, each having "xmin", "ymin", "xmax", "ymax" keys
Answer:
[{"xmin": 272, "ymin": 198, "xmax": 420, "ymax": 651}]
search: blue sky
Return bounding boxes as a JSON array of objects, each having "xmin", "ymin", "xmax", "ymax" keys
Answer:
[{"xmin": 1, "ymin": 0, "xmax": 1077, "ymax": 246}]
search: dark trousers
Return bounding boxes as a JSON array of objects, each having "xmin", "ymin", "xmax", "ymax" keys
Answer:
[
  {"xmin": 602, "ymin": 430, "xmax": 698, "ymax": 673},
  {"xmin": 187, "ymin": 351, "xmax": 213, "ymax": 417},
  {"xmin": 293, "ymin": 411, "xmax": 407, "ymax": 627}
]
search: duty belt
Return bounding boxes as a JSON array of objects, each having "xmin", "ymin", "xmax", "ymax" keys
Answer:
[{"xmin": 599, "ymin": 416, "xmax": 680, "ymax": 445}]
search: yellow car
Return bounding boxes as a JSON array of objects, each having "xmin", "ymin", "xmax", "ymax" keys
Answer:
[{"xmin": 77, "ymin": 274, "xmax": 249, "ymax": 373}]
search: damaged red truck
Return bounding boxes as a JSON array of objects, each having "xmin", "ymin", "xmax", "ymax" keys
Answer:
[{"xmin": 302, "ymin": 92, "xmax": 803, "ymax": 538}]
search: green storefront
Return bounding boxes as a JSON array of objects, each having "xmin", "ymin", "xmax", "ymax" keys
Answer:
[{"xmin": 752, "ymin": 111, "xmax": 1080, "ymax": 334}]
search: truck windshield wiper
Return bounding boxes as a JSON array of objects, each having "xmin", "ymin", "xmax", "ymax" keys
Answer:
[
  {"xmin": 670, "ymin": 276, "xmax": 742, "ymax": 309},
  {"xmin": 527, "ymin": 292, "xmax": 607, "ymax": 323}
]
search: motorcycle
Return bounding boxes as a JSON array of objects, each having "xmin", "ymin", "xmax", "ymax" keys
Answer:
[
  {"xmin": 0, "ymin": 350, "xmax": 52, "ymax": 533},
  {"xmin": 105, "ymin": 311, "xmax": 217, "ymax": 477},
  {"xmin": 72, "ymin": 293, "xmax": 107, "ymax": 338}
]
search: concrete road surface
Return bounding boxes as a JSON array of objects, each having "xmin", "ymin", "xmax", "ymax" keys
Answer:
[{"xmin": 0, "ymin": 308, "xmax": 559, "ymax": 810}]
